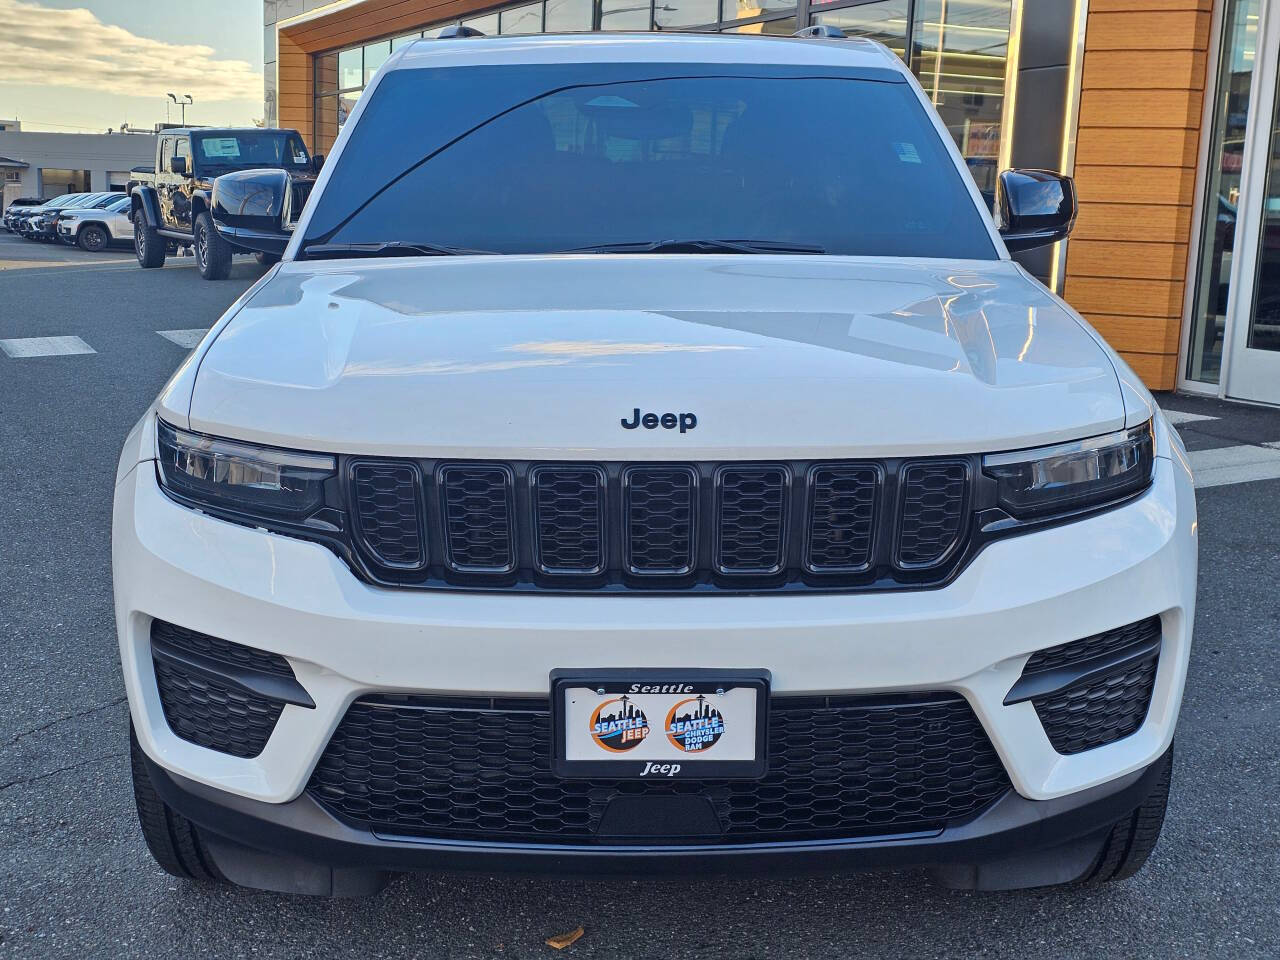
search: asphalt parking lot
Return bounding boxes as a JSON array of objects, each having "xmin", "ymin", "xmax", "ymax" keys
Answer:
[{"xmin": 1, "ymin": 235, "xmax": 1278, "ymax": 959}]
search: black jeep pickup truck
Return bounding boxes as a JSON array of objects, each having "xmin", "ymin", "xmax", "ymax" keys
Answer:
[{"xmin": 129, "ymin": 127, "xmax": 320, "ymax": 280}]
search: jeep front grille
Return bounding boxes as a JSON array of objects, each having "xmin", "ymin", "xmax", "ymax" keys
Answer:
[{"xmin": 343, "ymin": 458, "xmax": 977, "ymax": 592}]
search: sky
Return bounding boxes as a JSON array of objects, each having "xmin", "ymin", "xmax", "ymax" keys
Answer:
[{"xmin": 0, "ymin": 0, "xmax": 265, "ymax": 133}]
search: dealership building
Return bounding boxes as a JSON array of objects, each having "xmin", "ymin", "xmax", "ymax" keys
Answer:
[{"xmin": 263, "ymin": 0, "xmax": 1276, "ymax": 405}]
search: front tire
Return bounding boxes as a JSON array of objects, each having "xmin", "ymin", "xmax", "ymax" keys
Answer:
[
  {"xmin": 130, "ymin": 725, "xmax": 226, "ymax": 883},
  {"xmin": 1081, "ymin": 745, "xmax": 1173, "ymax": 884},
  {"xmin": 194, "ymin": 211, "xmax": 232, "ymax": 280},
  {"xmin": 78, "ymin": 224, "xmax": 109, "ymax": 252},
  {"xmin": 133, "ymin": 210, "xmax": 165, "ymax": 268}
]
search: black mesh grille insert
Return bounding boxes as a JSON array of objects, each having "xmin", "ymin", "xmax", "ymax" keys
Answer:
[
  {"xmin": 896, "ymin": 462, "xmax": 968, "ymax": 567},
  {"xmin": 151, "ymin": 620, "xmax": 292, "ymax": 678},
  {"xmin": 152, "ymin": 661, "xmax": 283, "ymax": 759},
  {"xmin": 440, "ymin": 465, "xmax": 515, "ymax": 572},
  {"xmin": 624, "ymin": 466, "xmax": 696, "ymax": 575},
  {"xmin": 1026, "ymin": 617, "xmax": 1162, "ymax": 755},
  {"xmin": 806, "ymin": 465, "xmax": 879, "ymax": 572},
  {"xmin": 307, "ymin": 693, "xmax": 1010, "ymax": 845},
  {"xmin": 716, "ymin": 466, "xmax": 787, "ymax": 574},
  {"xmin": 1025, "ymin": 616, "xmax": 1161, "ymax": 674},
  {"xmin": 351, "ymin": 462, "xmax": 424, "ymax": 568},
  {"xmin": 1034, "ymin": 658, "xmax": 1159, "ymax": 755},
  {"xmin": 532, "ymin": 466, "xmax": 606, "ymax": 574}
]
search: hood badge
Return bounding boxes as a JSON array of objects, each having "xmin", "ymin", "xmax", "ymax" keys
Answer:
[{"xmin": 621, "ymin": 408, "xmax": 697, "ymax": 434}]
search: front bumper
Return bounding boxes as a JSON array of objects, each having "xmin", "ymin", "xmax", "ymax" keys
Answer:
[{"xmin": 115, "ymin": 438, "xmax": 1196, "ymax": 864}]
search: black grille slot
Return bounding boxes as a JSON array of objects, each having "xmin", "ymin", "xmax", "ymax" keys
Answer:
[
  {"xmin": 307, "ymin": 693, "xmax": 1010, "ymax": 844},
  {"xmin": 1024, "ymin": 617, "xmax": 1162, "ymax": 755},
  {"xmin": 350, "ymin": 462, "xmax": 424, "ymax": 568},
  {"xmin": 896, "ymin": 461, "xmax": 968, "ymax": 568},
  {"xmin": 715, "ymin": 465, "xmax": 788, "ymax": 574},
  {"xmin": 151, "ymin": 620, "xmax": 292, "ymax": 678},
  {"xmin": 1025, "ymin": 616, "xmax": 1161, "ymax": 674},
  {"xmin": 1034, "ymin": 659, "xmax": 1158, "ymax": 755},
  {"xmin": 150, "ymin": 621, "xmax": 294, "ymax": 758},
  {"xmin": 805, "ymin": 464, "xmax": 879, "ymax": 572},
  {"xmin": 531, "ymin": 466, "xmax": 606, "ymax": 575},
  {"xmin": 440, "ymin": 465, "xmax": 515, "ymax": 573},
  {"xmin": 624, "ymin": 466, "xmax": 697, "ymax": 575}
]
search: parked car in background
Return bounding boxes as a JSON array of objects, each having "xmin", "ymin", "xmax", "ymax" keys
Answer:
[
  {"xmin": 2, "ymin": 197, "xmax": 43, "ymax": 232},
  {"xmin": 57, "ymin": 195, "xmax": 133, "ymax": 252},
  {"xmin": 130, "ymin": 127, "xmax": 319, "ymax": 279},
  {"xmin": 16, "ymin": 193, "xmax": 121, "ymax": 242}
]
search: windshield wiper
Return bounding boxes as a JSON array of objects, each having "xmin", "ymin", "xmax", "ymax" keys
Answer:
[
  {"xmin": 300, "ymin": 240, "xmax": 492, "ymax": 260},
  {"xmin": 561, "ymin": 239, "xmax": 827, "ymax": 255}
]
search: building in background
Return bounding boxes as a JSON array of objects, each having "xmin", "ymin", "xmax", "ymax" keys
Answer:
[
  {"xmin": 0, "ymin": 131, "xmax": 158, "ymax": 210},
  {"xmin": 263, "ymin": 1, "xmax": 1280, "ymax": 406}
]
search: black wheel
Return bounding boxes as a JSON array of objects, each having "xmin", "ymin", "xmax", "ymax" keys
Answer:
[
  {"xmin": 78, "ymin": 223, "xmax": 109, "ymax": 252},
  {"xmin": 194, "ymin": 211, "xmax": 232, "ymax": 280},
  {"xmin": 1081, "ymin": 746, "xmax": 1173, "ymax": 884},
  {"xmin": 255, "ymin": 251, "xmax": 281, "ymax": 266},
  {"xmin": 134, "ymin": 210, "xmax": 166, "ymax": 268},
  {"xmin": 130, "ymin": 724, "xmax": 226, "ymax": 883}
]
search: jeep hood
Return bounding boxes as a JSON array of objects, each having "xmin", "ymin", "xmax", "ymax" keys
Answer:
[{"xmin": 182, "ymin": 256, "xmax": 1127, "ymax": 459}]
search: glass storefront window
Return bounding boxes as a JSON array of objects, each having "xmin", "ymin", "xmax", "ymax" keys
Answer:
[
  {"xmin": 363, "ymin": 41, "xmax": 390, "ymax": 83},
  {"xmin": 911, "ymin": 0, "xmax": 1010, "ymax": 168},
  {"xmin": 337, "ymin": 47, "xmax": 363, "ymax": 90},
  {"xmin": 314, "ymin": 95, "xmax": 338, "ymax": 154},
  {"xmin": 315, "ymin": 52, "xmax": 338, "ymax": 95},
  {"xmin": 463, "ymin": 12, "xmax": 501, "ymax": 33},
  {"xmin": 811, "ymin": 1, "xmax": 908, "ymax": 59},
  {"xmin": 600, "ymin": 0, "xmax": 651, "ymax": 30},
  {"xmin": 390, "ymin": 33, "xmax": 422, "ymax": 50},
  {"xmin": 721, "ymin": 0, "xmax": 790, "ymax": 22},
  {"xmin": 724, "ymin": 16, "xmax": 795, "ymax": 35},
  {"xmin": 546, "ymin": 0, "xmax": 593, "ymax": 31},
  {"xmin": 655, "ymin": 0, "xmax": 718, "ymax": 29},
  {"xmin": 1189, "ymin": 0, "xmax": 1260, "ymax": 383},
  {"xmin": 501, "ymin": 3, "xmax": 544, "ymax": 33}
]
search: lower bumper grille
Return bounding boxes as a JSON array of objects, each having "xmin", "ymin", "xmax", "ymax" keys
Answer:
[
  {"xmin": 150, "ymin": 620, "xmax": 299, "ymax": 759},
  {"xmin": 307, "ymin": 692, "xmax": 1010, "ymax": 845},
  {"xmin": 1020, "ymin": 616, "xmax": 1162, "ymax": 755}
]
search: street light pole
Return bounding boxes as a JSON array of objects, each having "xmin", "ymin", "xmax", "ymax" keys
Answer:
[{"xmin": 167, "ymin": 93, "xmax": 194, "ymax": 125}]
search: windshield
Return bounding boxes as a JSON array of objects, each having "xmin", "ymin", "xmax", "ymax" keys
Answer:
[
  {"xmin": 193, "ymin": 131, "xmax": 311, "ymax": 172},
  {"xmin": 302, "ymin": 64, "xmax": 996, "ymax": 260},
  {"xmin": 106, "ymin": 197, "xmax": 131, "ymax": 212}
]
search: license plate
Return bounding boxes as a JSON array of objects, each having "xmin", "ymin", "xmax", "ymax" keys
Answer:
[{"xmin": 551, "ymin": 669, "xmax": 769, "ymax": 779}]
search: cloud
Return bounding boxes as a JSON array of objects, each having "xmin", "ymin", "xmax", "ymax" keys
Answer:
[{"xmin": 0, "ymin": 0, "xmax": 261, "ymax": 102}]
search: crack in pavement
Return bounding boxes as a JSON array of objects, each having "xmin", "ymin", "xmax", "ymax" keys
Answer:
[
  {"xmin": 4, "ymin": 696, "xmax": 127, "ymax": 748},
  {"xmin": 0, "ymin": 752, "xmax": 123, "ymax": 793}
]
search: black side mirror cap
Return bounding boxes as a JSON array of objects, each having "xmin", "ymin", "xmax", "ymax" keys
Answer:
[
  {"xmin": 311, "ymin": 153, "xmax": 325, "ymax": 173},
  {"xmin": 169, "ymin": 156, "xmax": 187, "ymax": 176},
  {"xmin": 996, "ymin": 169, "xmax": 1077, "ymax": 253}
]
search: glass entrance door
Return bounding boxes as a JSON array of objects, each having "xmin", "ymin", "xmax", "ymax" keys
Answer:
[{"xmin": 1225, "ymin": 0, "xmax": 1280, "ymax": 402}]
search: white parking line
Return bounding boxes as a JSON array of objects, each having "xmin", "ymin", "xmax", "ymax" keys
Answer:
[
  {"xmin": 1188, "ymin": 444, "xmax": 1280, "ymax": 489},
  {"xmin": 1162, "ymin": 410, "xmax": 1218, "ymax": 426},
  {"xmin": 0, "ymin": 335, "xmax": 96, "ymax": 358},
  {"xmin": 157, "ymin": 328, "xmax": 209, "ymax": 348}
]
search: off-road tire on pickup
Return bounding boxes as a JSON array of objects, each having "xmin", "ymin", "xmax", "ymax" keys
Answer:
[
  {"xmin": 130, "ymin": 724, "xmax": 227, "ymax": 883},
  {"xmin": 1080, "ymin": 745, "xmax": 1173, "ymax": 884},
  {"xmin": 78, "ymin": 223, "xmax": 109, "ymax": 253},
  {"xmin": 194, "ymin": 211, "xmax": 232, "ymax": 281},
  {"xmin": 134, "ymin": 210, "xmax": 166, "ymax": 268}
]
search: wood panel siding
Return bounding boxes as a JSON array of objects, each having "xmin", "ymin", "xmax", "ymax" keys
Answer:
[{"xmin": 1063, "ymin": 0, "xmax": 1213, "ymax": 390}]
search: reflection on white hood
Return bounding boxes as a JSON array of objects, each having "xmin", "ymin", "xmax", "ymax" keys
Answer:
[{"xmin": 180, "ymin": 254, "xmax": 1126, "ymax": 459}]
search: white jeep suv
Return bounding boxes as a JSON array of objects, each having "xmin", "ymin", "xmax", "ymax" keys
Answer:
[{"xmin": 114, "ymin": 29, "xmax": 1197, "ymax": 896}]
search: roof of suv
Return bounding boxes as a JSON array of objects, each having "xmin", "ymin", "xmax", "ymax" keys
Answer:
[{"xmin": 395, "ymin": 31, "xmax": 905, "ymax": 74}]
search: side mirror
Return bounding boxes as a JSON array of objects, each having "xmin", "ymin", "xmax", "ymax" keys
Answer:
[
  {"xmin": 996, "ymin": 169, "xmax": 1077, "ymax": 252},
  {"xmin": 169, "ymin": 155, "xmax": 187, "ymax": 176},
  {"xmin": 311, "ymin": 153, "xmax": 325, "ymax": 173}
]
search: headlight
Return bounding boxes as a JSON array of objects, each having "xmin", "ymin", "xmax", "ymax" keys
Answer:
[
  {"xmin": 982, "ymin": 421, "xmax": 1154, "ymax": 519},
  {"xmin": 156, "ymin": 419, "xmax": 335, "ymax": 522}
]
